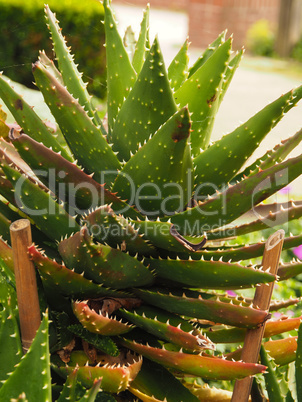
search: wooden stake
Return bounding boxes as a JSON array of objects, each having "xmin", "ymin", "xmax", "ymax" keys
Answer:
[
  {"xmin": 10, "ymin": 219, "xmax": 41, "ymax": 353},
  {"xmin": 231, "ymin": 229, "xmax": 285, "ymax": 402}
]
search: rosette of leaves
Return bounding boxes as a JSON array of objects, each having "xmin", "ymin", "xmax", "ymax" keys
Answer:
[{"xmin": 0, "ymin": 1, "xmax": 302, "ymax": 400}]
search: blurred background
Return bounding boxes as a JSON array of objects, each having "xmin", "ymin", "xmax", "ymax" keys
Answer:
[{"xmin": 117, "ymin": 0, "xmax": 302, "ymax": 56}]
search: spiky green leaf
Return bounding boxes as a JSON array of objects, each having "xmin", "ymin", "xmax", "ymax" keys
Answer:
[
  {"xmin": 133, "ymin": 288, "xmax": 270, "ymax": 329},
  {"xmin": 32, "ymin": 61, "xmax": 121, "ymax": 187},
  {"xmin": 296, "ymin": 322, "xmax": 302, "ymax": 401},
  {"xmin": 58, "ymin": 227, "xmax": 154, "ymax": 289},
  {"xmin": 168, "ymin": 38, "xmax": 189, "ymax": 91},
  {"xmin": 111, "ymin": 37, "xmax": 177, "ymax": 162},
  {"xmin": 174, "ymin": 38, "xmax": 231, "ymax": 153},
  {"xmin": 147, "ymin": 256, "xmax": 275, "ymax": 289},
  {"xmin": 103, "ymin": 0, "xmax": 137, "ymax": 131},
  {"xmin": 120, "ymin": 338, "xmax": 266, "ymax": 381},
  {"xmin": 260, "ymin": 346, "xmax": 287, "ymax": 402},
  {"xmin": 112, "ymin": 107, "xmax": 193, "ymax": 216},
  {"xmin": 170, "ymin": 154, "xmax": 302, "ymax": 235},
  {"xmin": 132, "ymin": 5, "xmax": 150, "ymax": 73},
  {"xmin": 194, "ymin": 88, "xmax": 299, "ymax": 194},
  {"xmin": 29, "ymin": 245, "xmax": 129, "ymax": 299},
  {"xmin": 0, "ymin": 74, "xmax": 71, "ymax": 160},
  {"xmin": 1, "ymin": 161, "xmax": 79, "ymax": 241},
  {"xmin": 45, "ymin": 5, "xmax": 102, "ymax": 128},
  {"xmin": 0, "ymin": 312, "xmax": 51, "ymax": 402},
  {"xmin": 130, "ymin": 358, "xmax": 199, "ymax": 401}
]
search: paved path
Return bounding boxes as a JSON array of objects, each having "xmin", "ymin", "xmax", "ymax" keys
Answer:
[{"xmin": 115, "ymin": 3, "xmax": 302, "ymax": 195}]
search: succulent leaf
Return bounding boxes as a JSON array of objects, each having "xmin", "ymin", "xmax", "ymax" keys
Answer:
[
  {"xmin": 32, "ymin": 61, "xmax": 121, "ymax": 187},
  {"xmin": 170, "ymin": 154, "xmax": 302, "ymax": 235},
  {"xmin": 56, "ymin": 367, "xmax": 79, "ymax": 402},
  {"xmin": 73, "ymin": 300, "xmax": 133, "ymax": 336},
  {"xmin": 133, "ymin": 288, "xmax": 270, "ymax": 328},
  {"xmin": 231, "ymin": 127, "xmax": 302, "ymax": 184},
  {"xmin": 124, "ymin": 26, "xmax": 139, "ymax": 64},
  {"xmin": 131, "ymin": 219, "xmax": 206, "ymax": 253},
  {"xmin": 206, "ymin": 316, "xmax": 302, "ymax": 344},
  {"xmin": 193, "ymin": 88, "xmax": 298, "ymax": 194},
  {"xmin": 174, "ymin": 38, "xmax": 232, "ymax": 153},
  {"xmin": 229, "ymin": 337, "xmax": 298, "ymax": 366},
  {"xmin": 0, "ymin": 279, "xmax": 22, "ymax": 385},
  {"xmin": 58, "ymin": 227, "xmax": 154, "ymax": 289},
  {"xmin": 0, "ymin": 196, "xmax": 24, "ymax": 227},
  {"xmin": 120, "ymin": 338, "xmax": 266, "ymax": 380},
  {"xmin": 132, "ymin": 5, "xmax": 150, "ymax": 73},
  {"xmin": 0, "ymin": 211, "xmax": 12, "ymax": 244},
  {"xmin": 168, "ymin": 38, "xmax": 189, "ymax": 91},
  {"xmin": 0, "ymin": 238, "xmax": 14, "ymax": 273},
  {"xmin": 10, "ymin": 133, "xmax": 139, "ymax": 218},
  {"xmin": 269, "ymin": 297, "xmax": 301, "ymax": 312},
  {"xmin": 77, "ymin": 378, "xmax": 103, "ymax": 402},
  {"xmin": 188, "ymin": 30, "xmax": 227, "ymax": 77},
  {"xmin": 146, "ymin": 255, "xmax": 275, "ymax": 289},
  {"xmin": 45, "ymin": 5, "xmax": 102, "ymax": 128},
  {"xmin": 118, "ymin": 306, "xmax": 214, "ymax": 351},
  {"xmin": 296, "ymin": 323, "xmax": 302, "ymax": 401},
  {"xmin": 68, "ymin": 324, "xmax": 119, "ymax": 357},
  {"xmin": 260, "ymin": 346, "xmax": 287, "ymax": 402},
  {"xmin": 38, "ymin": 50, "xmax": 64, "ymax": 85},
  {"xmin": 0, "ymin": 312, "xmax": 51, "ymax": 402},
  {"xmin": 0, "ymin": 105, "xmax": 9, "ymax": 138},
  {"xmin": 181, "ymin": 381, "xmax": 234, "ymax": 401},
  {"xmin": 194, "ymin": 233, "xmax": 302, "ymax": 262},
  {"xmin": 208, "ymin": 200, "xmax": 302, "ymax": 240},
  {"xmin": 112, "ymin": 107, "xmax": 193, "ymax": 216},
  {"xmin": 82, "ymin": 205, "xmax": 156, "ymax": 256},
  {"xmin": 29, "ymin": 244, "xmax": 129, "ymax": 299},
  {"xmin": 54, "ymin": 351, "xmax": 142, "ymax": 393},
  {"xmin": 0, "ymin": 74, "xmax": 71, "ymax": 160},
  {"xmin": 56, "ymin": 368, "xmax": 110, "ymax": 402},
  {"xmin": 0, "ymin": 170, "xmax": 16, "ymax": 208},
  {"xmin": 130, "ymin": 358, "xmax": 199, "ymax": 401},
  {"xmin": 261, "ymin": 337, "xmax": 298, "ymax": 366},
  {"xmin": 1, "ymin": 161, "xmax": 79, "ymax": 241},
  {"xmin": 218, "ymin": 47, "xmax": 244, "ymax": 106},
  {"xmin": 103, "ymin": 0, "xmax": 137, "ymax": 131},
  {"xmin": 111, "ymin": 37, "xmax": 177, "ymax": 162}
]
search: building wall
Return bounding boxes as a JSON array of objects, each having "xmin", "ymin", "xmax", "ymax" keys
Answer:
[
  {"xmin": 188, "ymin": 0, "xmax": 280, "ymax": 49},
  {"xmin": 114, "ymin": 0, "xmax": 189, "ymax": 11},
  {"xmin": 115, "ymin": 0, "xmax": 283, "ymax": 50}
]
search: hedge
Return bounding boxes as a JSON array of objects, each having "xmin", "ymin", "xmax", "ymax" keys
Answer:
[{"xmin": 0, "ymin": 0, "xmax": 106, "ymax": 99}]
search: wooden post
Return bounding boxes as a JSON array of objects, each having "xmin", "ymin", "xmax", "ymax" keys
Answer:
[
  {"xmin": 10, "ymin": 219, "xmax": 41, "ymax": 353},
  {"xmin": 231, "ymin": 229, "xmax": 285, "ymax": 402}
]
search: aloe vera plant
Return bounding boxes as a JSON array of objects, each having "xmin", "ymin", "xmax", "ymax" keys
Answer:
[{"xmin": 0, "ymin": 1, "xmax": 302, "ymax": 400}]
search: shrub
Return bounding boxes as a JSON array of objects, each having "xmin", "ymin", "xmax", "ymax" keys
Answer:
[
  {"xmin": 0, "ymin": 0, "xmax": 106, "ymax": 98},
  {"xmin": 246, "ymin": 19, "xmax": 275, "ymax": 57},
  {"xmin": 292, "ymin": 36, "xmax": 302, "ymax": 63}
]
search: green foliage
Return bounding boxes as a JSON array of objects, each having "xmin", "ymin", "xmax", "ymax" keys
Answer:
[
  {"xmin": 0, "ymin": 312, "xmax": 51, "ymax": 401},
  {"xmin": 246, "ymin": 19, "xmax": 275, "ymax": 57},
  {"xmin": 292, "ymin": 36, "xmax": 302, "ymax": 63},
  {"xmin": 0, "ymin": 0, "xmax": 106, "ymax": 99},
  {"xmin": 0, "ymin": 1, "xmax": 301, "ymax": 400}
]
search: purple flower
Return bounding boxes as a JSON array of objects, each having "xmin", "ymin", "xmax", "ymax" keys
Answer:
[
  {"xmin": 226, "ymin": 290, "xmax": 237, "ymax": 297},
  {"xmin": 278, "ymin": 186, "xmax": 291, "ymax": 194},
  {"xmin": 272, "ymin": 312, "xmax": 282, "ymax": 319},
  {"xmin": 293, "ymin": 244, "xmax": 302, "ymax": 260}
]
